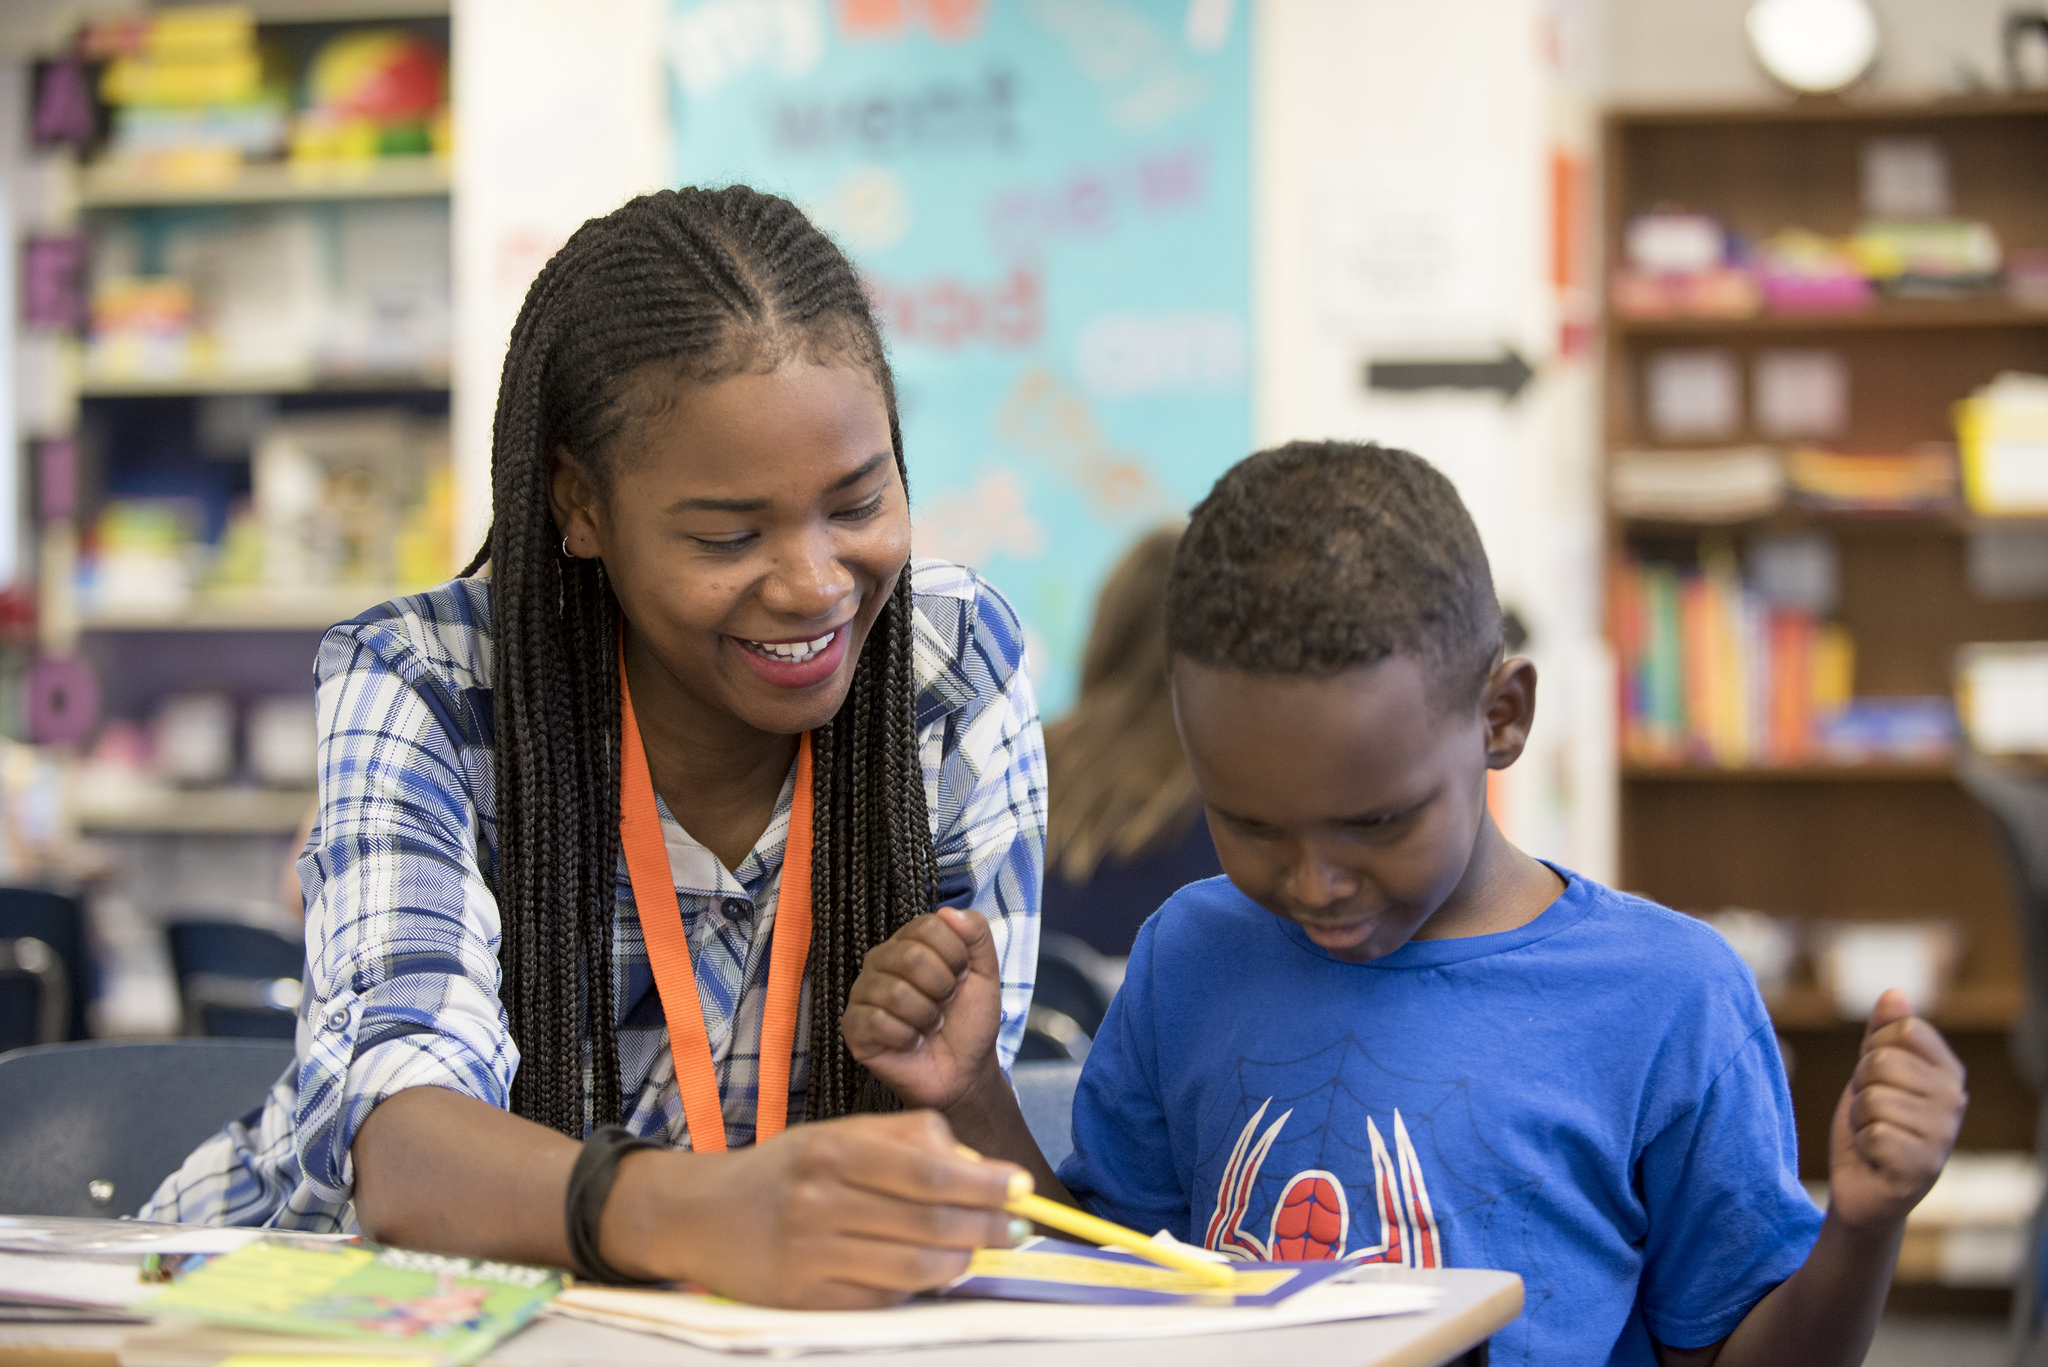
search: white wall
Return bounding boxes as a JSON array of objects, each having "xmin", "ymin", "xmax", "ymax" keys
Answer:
[
  {"xmin": 1253, "ymin": 0, "xmax": 1616, "ymax": 880},
  {"xmin": 450, "ymin": 0, "xmax": 670, "ymax": 562}
]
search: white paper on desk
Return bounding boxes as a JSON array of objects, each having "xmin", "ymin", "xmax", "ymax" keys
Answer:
[
  {"xmin": 548, "ymin": 1279, "xmax": 1441, "ymax": 1356},
  {"xmin": 0, "ymin": 1253, "xmax": 157, "ymax": 1310},
  {"xmin": 0, "ymin": 1216, "xmax": 348, "ymax": 1258}
]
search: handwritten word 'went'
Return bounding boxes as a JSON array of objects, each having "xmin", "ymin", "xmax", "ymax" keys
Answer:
[
  {"xmin": 864, "ymin": 267, "xmax": 1040, "ymax": 351},
  {"xmin": 770, "ymin": 69, "xmax": 1016, "ymax": 157}
]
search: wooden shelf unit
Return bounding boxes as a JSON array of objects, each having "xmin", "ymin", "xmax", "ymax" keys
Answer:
[
  {"xmin": 77, "ymin": 368, "xmax": 450, "ymax": 397},
  {"xmin": 1602, "ymin": 99, "xmax": 2048, "ymax": 1180},
  {"xmin": 78, "ymin": 154, "xmax": 449, "ymax": 208},
  {"xmin": 73, "ymin": 786, "xmax": 315, "ymax": 836},
  {"xmin": 1612, "ymin": 297, "xmax": 2048, "ymax": 335}
]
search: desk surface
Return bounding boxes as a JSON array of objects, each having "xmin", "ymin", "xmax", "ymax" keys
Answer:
[{"xmin": 0, "ymin": 1266, "xmax": 1520, "ymax": 1367}]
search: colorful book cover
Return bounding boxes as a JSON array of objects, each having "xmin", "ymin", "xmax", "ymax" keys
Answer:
[
  {"xmin": 1679, "ymin": 572, "xmax": 1713, "ymax": 762},
  {"xmin": 1700, "ymin": 544, "xmax": 1747, "ymax": 766},
  {"xmin": 1613, "ymin": 558, "xmax": 1646, "ymax": 757},
  {"xmin": 141, "ymin": 1242, "xmax": 558, "ymax": 1365},
  {"xmin": 1814, "ymin": 624, "xmax": 1855, "ymax": 718},
  {"xmin": 1743, "ymin": 592, "xmax": 1770, "ymax": 765},
  {"xmin": 1644, "ymin": 565, "xmax": 1685, "ymax": 755},
  {"xmin": 1766, "ymin": 610, "xmax": 1814, "ymax": 764},
  {"xmin": 938, "ymin": 1237, "xmax": 1349, "ymax": 1308}
]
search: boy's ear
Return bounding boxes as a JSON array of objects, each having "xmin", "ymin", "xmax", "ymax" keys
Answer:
[
  {"xmin": 549, "ymin": 446, "xmax": 603, "ymax": 558},
  {"xmin": 1482, "ymin": 657, "xmax": 1538, "ymax": 771}
]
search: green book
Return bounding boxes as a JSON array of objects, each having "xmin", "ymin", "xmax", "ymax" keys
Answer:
[{"xmin": 137, "ymin": 1241, "xmax": 560, "ymax": 1366}]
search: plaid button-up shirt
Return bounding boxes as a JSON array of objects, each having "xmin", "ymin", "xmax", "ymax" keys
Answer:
[{"xmin": 143, "ymin": 561, "xmax": 1047, "ymax": 1231}]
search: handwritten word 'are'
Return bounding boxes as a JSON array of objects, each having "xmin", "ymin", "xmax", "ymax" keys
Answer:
[
  {"xmin": 770, "ymin": 69, "xmax": 1015, "ymax": 158},
  {"xmin": 865, "ymin": 267, "xmax": 1041, "ymax": 351},
  {"xmin": 986, "ymin": 147, "xmax": 1206, "ymax": 254}
]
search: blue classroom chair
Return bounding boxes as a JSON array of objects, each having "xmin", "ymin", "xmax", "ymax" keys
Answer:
[
  {"xmin": 1954, "ymin": 754, "xmax": 2048, "ymax": 1367},
  {"xmin": 1017, "ymin": 932, "xmax": 1123, "ymax": 1063},
  {"xmin": 0, "ymin": 1037, "xmax": 293, "ymax": 1218},
  {"xmin": 166, "ymin": 918, "xmax": 306, "ymax": 1039},
  {"xmin": 0, "ymin": 887, "xmax": 89, "ymax": 1047},
  {"xmin": 1012, "ymin": 1058, "xmax": 1082, "ymax": 1173}
]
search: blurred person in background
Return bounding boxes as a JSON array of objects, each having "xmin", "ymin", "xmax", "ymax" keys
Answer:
[{"xmin": 1042, "ymin": 527, "xmax": 1222, "ymax": 958}]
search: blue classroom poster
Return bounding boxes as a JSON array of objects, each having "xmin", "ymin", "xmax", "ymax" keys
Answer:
[{"xmin": 666, "ymin": 0, "xmax": 1251, "ymax": 711}]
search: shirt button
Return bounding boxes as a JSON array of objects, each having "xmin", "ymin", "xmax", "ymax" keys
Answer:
[
  {"xmin": 328, "ymin": 1008, "xmax": 349, "ymax": 1029},
  {"xmin": 722, "ymin": 899, "xmax": 749, "ymax": 920}
]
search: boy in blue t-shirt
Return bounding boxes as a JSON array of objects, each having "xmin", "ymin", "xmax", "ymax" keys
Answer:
[{"xmin": 843, "ymin": 442, "xmax": 1967, "ymax": 1365}]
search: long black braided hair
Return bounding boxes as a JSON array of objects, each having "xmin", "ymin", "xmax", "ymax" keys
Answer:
[{"xmin": 468, "ymin": 186, "xmax": 937, "ymax": 1138}]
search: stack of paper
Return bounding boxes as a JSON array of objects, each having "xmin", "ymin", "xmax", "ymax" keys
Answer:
[
  {"xmin": 1609, "ymin": 447, "xmax": 1785, "ymax": 523},
  {"xmin": 551, "ymin": 1240, "xmax": 1441, "ymax": 1356}
]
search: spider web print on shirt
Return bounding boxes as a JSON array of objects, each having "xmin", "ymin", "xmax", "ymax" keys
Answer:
[{"xmin": 1191, "ymin": 1033, "xmax": 1551, "ymax": 1364}]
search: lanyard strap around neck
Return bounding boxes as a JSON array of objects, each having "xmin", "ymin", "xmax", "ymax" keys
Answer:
[{"xmin": 616, "ymin": 643, "xmax": 815, "ymax": 1152}]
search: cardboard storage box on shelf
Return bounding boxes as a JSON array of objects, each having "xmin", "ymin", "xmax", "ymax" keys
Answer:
[
  {"xmin": 1956, "ymin": 642, "xmax": 2048, "ymax": 755},
  {"xmin": 1608, "ymin": 447, "xmax": 1784, "ymax": 523},
  {"xmin": 1955, "ymin": 373, "xmax": 2048, "ymax": 516},
  {"xmin": 1811, "ymin": 920, "xmax": 1958, "ymax": 1020}
]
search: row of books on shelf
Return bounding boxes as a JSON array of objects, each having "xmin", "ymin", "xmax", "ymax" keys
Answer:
[
  {"xmin": 69, "ymin": 409, "xmax": 452, "ymax": 618},
  {"xmin": 1616, "ymin": 546, "xmax": 2048, "ymax": 767},
  {"xmin": 1612, "ymin": 134, "xmax": 2044, "ymax": 321},
  {"xmin": 1611, "ymin": 373, "xmax": 2048, "ymax": 522},
  {"xmin": 31, "ymin": 9, "xmax": 450, "ymax": 183},
  {"xmin": 1615, "ymin": 549, "xmax": 1884, "ymax": 767}
]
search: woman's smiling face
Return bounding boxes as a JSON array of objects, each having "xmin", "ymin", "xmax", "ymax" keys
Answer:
[{"xmin": 552, "ymin": 359, "xmax": 909, "ymax": 738}]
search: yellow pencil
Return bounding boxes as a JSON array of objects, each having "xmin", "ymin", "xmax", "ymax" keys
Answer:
[
  {"xmin": 1007, "ymin": 1190, "xmax": 1237, "ymax": 1288},
  {"xmin": 957, "ymin": 1145, "xmax": 1236, "ymax": 1289}
]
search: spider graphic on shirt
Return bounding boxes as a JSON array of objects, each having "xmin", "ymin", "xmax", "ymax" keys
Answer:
[
  {"xmin": 1208, "ymin": 1096, "xmax": 1442, "ymax": 1264},
  {"xmin": 1196, "ymin": 1034, "xmax": 1549, "ymax": 1321}
]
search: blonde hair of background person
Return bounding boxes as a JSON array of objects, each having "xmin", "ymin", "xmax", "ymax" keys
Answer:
[{"xmin": 1044, "ymin": 527, "xmax": 1198, "ymax": 883}]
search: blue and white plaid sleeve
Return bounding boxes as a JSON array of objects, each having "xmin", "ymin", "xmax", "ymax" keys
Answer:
[
  {"xmin": 911, "ymin": 562, "xmax": 1047, "ymax": 1073},
  {"xmin": 143, "ymin": 591, "xmax": 511, "ymax": 1231},
  {"xmin": 289, "ymin": 611, "xmax": 513, "ymax": 1214}
]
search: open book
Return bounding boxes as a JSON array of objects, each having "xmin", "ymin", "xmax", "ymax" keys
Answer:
[{"xmin": 131, "ymin": 1241, "xmax": 560, "ymax": 1367}]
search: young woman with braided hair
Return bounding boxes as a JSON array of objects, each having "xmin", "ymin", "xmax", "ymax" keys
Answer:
[{"xmin": 143, "ymin": 187, "xmax": 1056, "ymax": 1307}]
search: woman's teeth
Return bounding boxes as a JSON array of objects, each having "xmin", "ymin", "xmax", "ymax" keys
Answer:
[{"xmin": 742, "ymin": 630, "xmax": 835, "ymax": 664}]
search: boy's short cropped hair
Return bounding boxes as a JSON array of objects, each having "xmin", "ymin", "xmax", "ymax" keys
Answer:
[{"xmin": 1166, "ymin": 441, "xmax": 1503, "ymax": 707}]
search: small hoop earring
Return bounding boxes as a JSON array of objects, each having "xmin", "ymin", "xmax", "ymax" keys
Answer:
[{"xmin": 561, "ymin": 536, "xmax": 574, "ymax": 559}]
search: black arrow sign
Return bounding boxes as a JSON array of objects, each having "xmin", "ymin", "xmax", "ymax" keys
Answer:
[{"xmin": 1364, "ymin": 349, "xmax": 1534, "ymax": 399}]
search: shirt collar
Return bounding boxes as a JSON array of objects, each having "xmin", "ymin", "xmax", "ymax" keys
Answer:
[{"xmin": 650, "ymin": 751, "xmax": 800, "ymax": 904}]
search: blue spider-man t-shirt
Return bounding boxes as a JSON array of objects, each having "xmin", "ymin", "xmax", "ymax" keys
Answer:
[{"xmin": 1058, "ymin": 865, "xmax": 1824, "ymax": 1366}]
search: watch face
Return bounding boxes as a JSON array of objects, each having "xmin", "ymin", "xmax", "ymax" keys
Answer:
[{"xmin": 1746, "ymin": 0, "xmax": 1881, "ymax": 93}]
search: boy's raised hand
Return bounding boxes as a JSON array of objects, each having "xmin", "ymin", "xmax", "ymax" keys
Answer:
[
  {"xmin": 842, "ymin": 906, "xmax": 1005, "ymax": 1111},
  {"xmin": 1826, "ymin": 988, "xmax": 1968, "ymax": 1232}
]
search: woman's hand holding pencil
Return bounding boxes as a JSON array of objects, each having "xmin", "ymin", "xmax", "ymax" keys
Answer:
[{"xmin": 596, "ymin": 1110, "xmax": 1026, "ymax": 1309}]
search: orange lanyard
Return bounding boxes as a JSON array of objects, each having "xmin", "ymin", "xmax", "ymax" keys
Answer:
[{"xmin": 616, "ymin": 647, "xmax": 814, "ymax": 1152}]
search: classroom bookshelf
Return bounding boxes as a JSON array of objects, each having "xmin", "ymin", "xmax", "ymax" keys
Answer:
[
  {"xmin": 11, "ymin": 0, "xmax": 453, "ymax": 853},
  {"xmin": 1602, "ymin": 97, "xmax": 2048, "ymax": 1295}
]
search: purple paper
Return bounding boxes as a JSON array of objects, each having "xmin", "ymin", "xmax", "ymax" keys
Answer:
[
  {"xmin": 22, "ymin": 236, "xmax": 89, "ymax": 332},
  {"xmin": 938, "ymin": 1237, "xmax": 1351, "ymax": 1308},
  {"xmin": 27, "ymin": 656, "xmax": 99, "ymax": 747},
  {"xmin": 31, "ymin": 60, "xmax": 96, "ymax": 150}
]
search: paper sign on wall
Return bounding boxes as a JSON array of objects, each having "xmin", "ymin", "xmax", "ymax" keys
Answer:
[{"xmin": 666, "ymin": 0, "xmax": 1251, "ymax": 709}]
